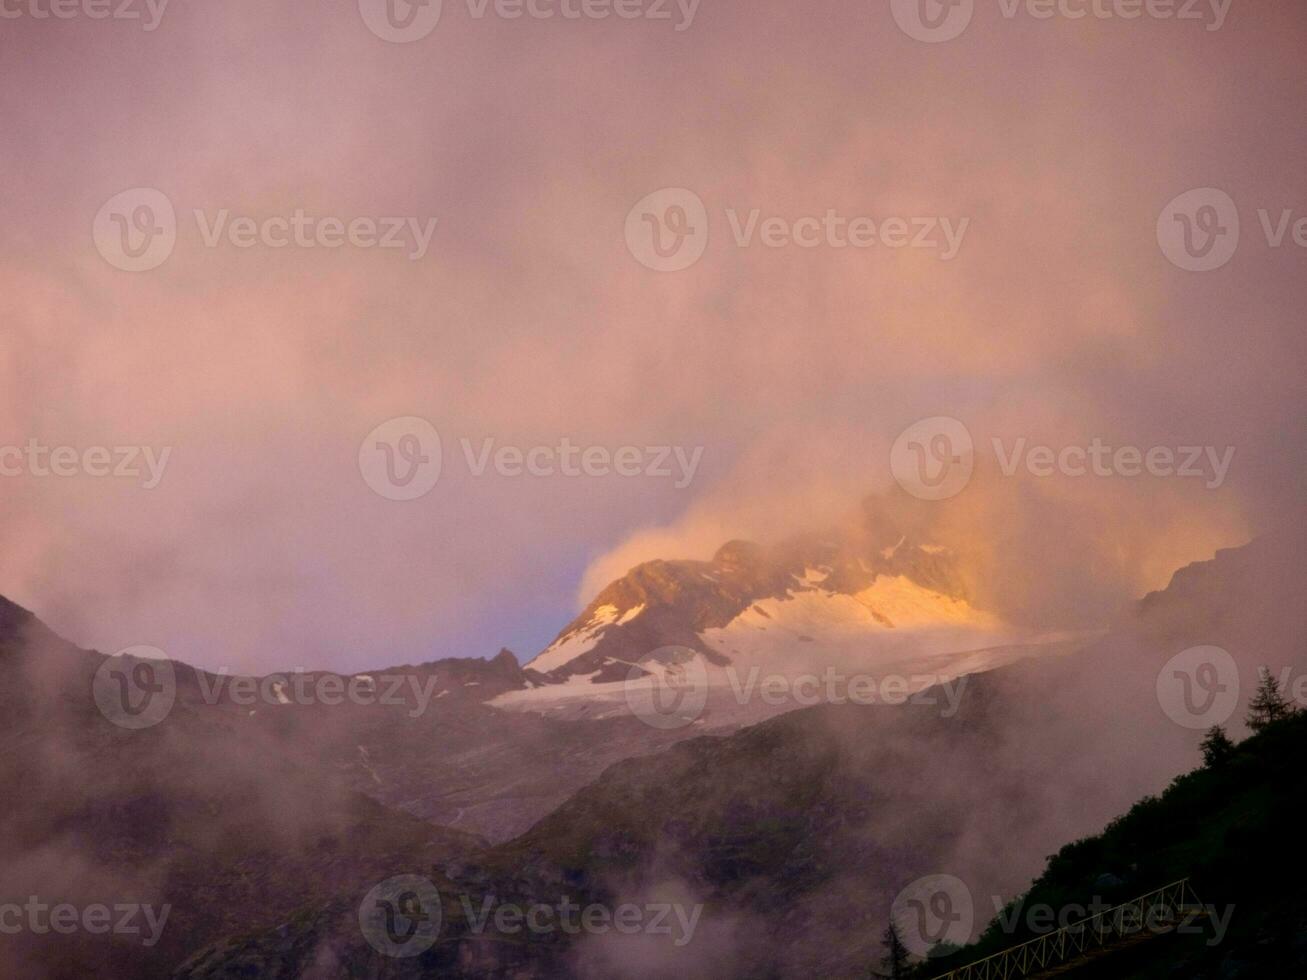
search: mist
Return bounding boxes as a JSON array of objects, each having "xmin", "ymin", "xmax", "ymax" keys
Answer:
[{"xmin": 2, "ymin": 1, "xmax": 1305, "ymax": 675}]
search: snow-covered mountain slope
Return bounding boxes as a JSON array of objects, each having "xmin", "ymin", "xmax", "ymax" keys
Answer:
[
  {"xmin": 494, "ymin": 527, "xmax": 1081, "ymax": 725},
  {"xmin": 523, "ymin": 533, "xmax": 979, "ymax": 678}
]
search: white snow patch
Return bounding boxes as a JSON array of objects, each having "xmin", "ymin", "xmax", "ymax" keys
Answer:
[
  {"xmin": 525, "ymin": 603, "xmax": 625, "ymax": 674},
  {"xmin": 491, "ymin": 617, "xmax": 1086, "ymax": 730},
  {"xmin": 495, "ymin": 575, "xmax": 1081, "ymax": 729},
  {"xmin": 617, "ymin": 603, "xmax": 646, "ymax": 625},
  {"xmin": 853, "ymin": 575, "xmax": 997, "ymax": 630},
  {"xmin": 795, "ymin": 567, "xmax": 831, "ymax": 587},
  {"xmin": 698, "ymin": 577, "xmax": 1003, "ymax": 678}
]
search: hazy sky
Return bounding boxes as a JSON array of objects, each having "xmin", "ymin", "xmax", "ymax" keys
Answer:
[{"xmin": 1, "ymin": 0, "xmax": 1303, "ymax": 672}]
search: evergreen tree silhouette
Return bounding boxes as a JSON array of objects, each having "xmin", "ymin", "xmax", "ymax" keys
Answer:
[
  {"xmin": 1246, "ymin": 667, "xmax": 1294, "ymax": 732},
  {"xmin": 873, "ymin": 921, "xmax": 911, "ymax": 978},
  {"xmin": 1200, "ymin": 724, "xmax": 1235, "ymax": 767}
]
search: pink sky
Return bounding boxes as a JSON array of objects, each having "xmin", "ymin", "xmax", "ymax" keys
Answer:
[{"xmin": 0, "ymin": 0, "xmax": 1303, "ymax": 671}]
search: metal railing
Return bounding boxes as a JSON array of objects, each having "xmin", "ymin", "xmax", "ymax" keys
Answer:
[{"xmin": 929, "ymin": 878, "xmax": 1202, "ymax": 980}]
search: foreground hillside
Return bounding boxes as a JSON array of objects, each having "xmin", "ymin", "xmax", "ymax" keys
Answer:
[
  {"xmin": 921, "ymin": 710, "xmax": 1307, "ymax": 978},
  {"xmin": 3, "ymin": 532, "xmax": 1303, "ymax": 977}
]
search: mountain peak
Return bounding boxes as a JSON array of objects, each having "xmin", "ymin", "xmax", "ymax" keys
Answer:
[
  {"xmin": 516, "ymin": 519, "xmax": 993, "ymax": 695},
  {"xmin": 713, "ymin": 538, "xmax": 765, "ymax": 568},
  {"xmin": 0, "ymin": 595, "xmax": 34, "ymax": 641}
]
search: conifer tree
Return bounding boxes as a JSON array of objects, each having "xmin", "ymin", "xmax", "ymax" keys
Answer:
[
  {"xmin": 875, "ymin": 921, "xmax": 911, "ymax": 978},
  {"xmin": 1246, "ymin": 667, "xmax": 1294, "ymax": 732},
  {"xmin": 1200, "ymin": 724, "xmax": 1235, "ymax": 767}
]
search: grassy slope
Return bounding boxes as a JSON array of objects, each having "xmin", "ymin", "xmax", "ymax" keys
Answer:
[{"xmin": 917, "ymin": 712, "xmax": 1307, "ymax": 978}]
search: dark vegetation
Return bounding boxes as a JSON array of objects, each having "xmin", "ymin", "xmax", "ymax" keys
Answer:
[{"xmin": 914, "ymin": 687, "xmax": 1307, "ymax": 979}]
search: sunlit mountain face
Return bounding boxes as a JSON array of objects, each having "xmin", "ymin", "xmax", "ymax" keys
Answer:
[
  {"xmin": 494, "ymin": 500, "xmax": 1080, "ymax": 728},
  {"xmin": 3, "ymin": 1, "xmax": 1306, "ymax": 977}
]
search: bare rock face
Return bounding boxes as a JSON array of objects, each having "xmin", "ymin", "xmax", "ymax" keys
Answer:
[{"xmin": 525, "ymin": 508, "xmax": 976, "ymax": 685}]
